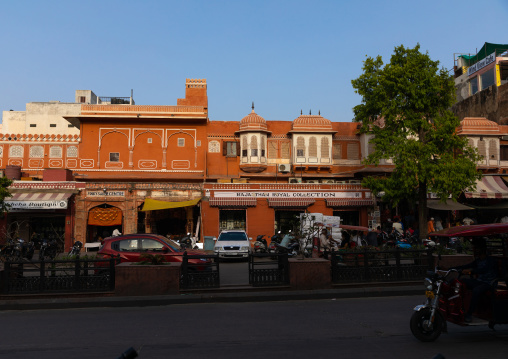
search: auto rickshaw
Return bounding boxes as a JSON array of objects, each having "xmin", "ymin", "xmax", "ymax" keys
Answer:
[{"xmin": 410, "ymin": 223, "xmax": 508, "ymax": 342}]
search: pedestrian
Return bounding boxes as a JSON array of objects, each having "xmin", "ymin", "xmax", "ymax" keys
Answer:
[
  {"xmin": 392, "ymin": 217, "xmax": 404, "ymax": 234},
  {"xmin": 434, "ymin": 217, "xmax": 443, "ymax": 231},
  {"xmin": 427, "ymin": 217, "xmax": 435, "ymax": 234},
  {"xmin": 365, "ymin": 227, "xmax": 380, "ymax": 247}
]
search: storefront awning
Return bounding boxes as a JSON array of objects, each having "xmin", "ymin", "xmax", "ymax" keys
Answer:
[
  {"xmin": 426, "ymin": 200, "xmax": 474, "ymax": 211},
  {"xmin": 464, "ymin": 176, "xmax": 508, "ymax": 198},
  {"xmin": 141, "ymin": 198, "xmax": 201, "ymax": 211},
  {"xmin": 267, "ymin": 198, "xmax": 315, "ymax": 208},
  {"xmin": 325, "ymin": 199, "xmax": 374, "ymax": 207},
  {"xmin": 5, "ymin": 192, "xmax": 72, "ymax": 210},
  {"xmin": 209, "ymin": 198, "xmax": 257, "ymax": 207}
]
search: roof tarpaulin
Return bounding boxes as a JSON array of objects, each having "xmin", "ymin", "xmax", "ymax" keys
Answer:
[
  {"xmin": 458, "ymin": 42, "xmax": 508, "ymax": 66},
  {"xmin": 141, "ymin": 198, "xmax": 201, "ymax": 211},
  {"xmin": 464, "ymin": 176, "xmax": 508, "ymax": 199},
  {"xmin": 426, "ymin": 200, "xmax": 474, "ymax": 211}
]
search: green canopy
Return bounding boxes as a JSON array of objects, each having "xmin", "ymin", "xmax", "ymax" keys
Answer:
[{"xmin": 459, "ymin": 42, "xmax": 508, "ymax": 66}]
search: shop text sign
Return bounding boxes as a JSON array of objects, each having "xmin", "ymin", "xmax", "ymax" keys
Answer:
[
  {"xmin": 87, "ymin": 191, "xmax": 125, "ymax": 197},
  {"xmin": 467, "ymin": 52, "xmax": 496, "ymax": 76},
  {"xmin": 214, "ymin": 191, "xmax": 363, "ymax": 198},
  {"xmin": 6, "ymin": 200, "xmax": 68, "ymax": 210}
]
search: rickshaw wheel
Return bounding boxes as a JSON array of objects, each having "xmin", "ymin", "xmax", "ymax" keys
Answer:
[{"xmin": 410, "ymin": 308, "xmax": 443, "ymax": 342}]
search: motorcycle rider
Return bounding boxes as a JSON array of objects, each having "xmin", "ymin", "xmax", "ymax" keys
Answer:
[{"xmin": 452, "ymin": 238, "xmax": 499, "ymax": 323}]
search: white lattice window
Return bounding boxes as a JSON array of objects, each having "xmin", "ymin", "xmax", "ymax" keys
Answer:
[
  {"xmin": 67, "ymin": 146, "xmax": 78, "ymax": 158},
  {"xmin": 9, "ymin": 146, "xmax": 23, "ymax": 158},
  {"xmin": 0, "ymin": 146, "xmax": 3, "ymax": 157},
  {"xmin": 178, "ymin": 138, "xmax": 185, "ymax": 147},
  {"xmin": 30, "ymin": 146, "xmax": 44, "ymax": 158},
  {"xmin": 296, "ymin": 136, "xmax": 305, "ymax": 157},
  {"xmin": 49, "ymin": 146, "xmax": 62, "ymax": 158},
  {"xmin": 321, "ymin": 137, "xmax": 329, "ymax": 158},
  {"xmin": 309, "ymin": 137, "xmax": 317, "ymax": 157},
  {"xmin": 250, "ymin": 135, "xmax": 258, "ymax": 156},
  {"xmin": 489, "ymin": 140, "xmax": 498, "ymax": 160},
  {"xmin": 478, "ymin": 139, "xmax": 487, "ymax": 160}
]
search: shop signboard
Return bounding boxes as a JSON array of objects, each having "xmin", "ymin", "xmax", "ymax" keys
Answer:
[
  {"xmin": 6, "ymin": 200, "xmax": 68, "ymax": 210},
  {"xmin": 213, "ymin": 191, "xmax": 364, "ymax": 198}
]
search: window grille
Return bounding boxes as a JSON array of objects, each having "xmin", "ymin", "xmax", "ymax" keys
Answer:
[
  {"xmin": 49, "ymin": 146, "xmax": 62, "ymax": 158},
  {"xmin": 67, "ymin": 146, "xmax": 78, "ymax": 158},
  {"xmin": 321, "ymin": 137, "xmax": 330, "ymax": 158},
  {"xmin": 30, "ymin": 146, "xmax": 44, "ymax": 158}
]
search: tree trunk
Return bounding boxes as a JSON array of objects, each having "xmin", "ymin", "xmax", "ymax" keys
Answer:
[{"xmin": 418, "ymin": 181, "xmax": 428, "ymax": 241}]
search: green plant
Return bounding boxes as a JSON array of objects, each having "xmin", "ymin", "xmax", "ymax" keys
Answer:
[{"xmin": 137, "ymin": 253, "xmax": 168, "ymax": 265}]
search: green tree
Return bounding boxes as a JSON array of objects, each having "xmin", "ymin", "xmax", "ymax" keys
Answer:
[
  {"xmin": 0, "ymin": 177, "xmax": 12, "ymax": 214},
  {"xmin": 351, "ymin": 44, "xmax": 481, "ymax": 239}
]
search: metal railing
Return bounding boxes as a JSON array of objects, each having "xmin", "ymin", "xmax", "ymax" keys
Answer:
[
  {"xmin": 330, "ymin": 247, "xmax": 434, "ymax": 284},
  {"xmin": 180, "ymin": 253, "xmax": 220, "ymax": 290},
  {"xmin": 1, "ymin": 257, "xmax": 116, "ymax": 294},
  {"xmin": 249, "ymin": 252, "xmax": 289, "ymax": 287}
]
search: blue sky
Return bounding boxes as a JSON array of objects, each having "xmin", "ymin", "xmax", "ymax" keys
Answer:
[{"xmin": 1, "ymin": 0, "xmax": 508, "ymax": 124}]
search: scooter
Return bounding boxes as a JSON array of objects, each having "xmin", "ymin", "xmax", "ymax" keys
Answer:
[
  {"xmin": 267, "ymin": 231, "xmax": 282, "ymax": 256},
  {"xmin": 273, "ymin": 231, "xmax": 299, "ymax": 257},
  {"xmin": 253, "ymin": 235, "xmax": 268, "ymax": 253},
  {"xmin": 68, "ymin": 240, "xmax": 83, "ymax": 256}
]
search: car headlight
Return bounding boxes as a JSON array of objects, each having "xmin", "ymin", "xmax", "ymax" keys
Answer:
[
  {"xmin": 241, "ymin": 246, "xmax": 249, "ymax": 251},
  {"xmin": 424, "ymin": 278, "xmax": 433, "ymax": 291}
]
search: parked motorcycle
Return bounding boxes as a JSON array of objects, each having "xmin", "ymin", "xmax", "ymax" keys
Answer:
[
  {"xmin": 267, "ymin": 231, "xmax": 282, "ymax": 256},
  {"xmin": 39, "ymin": 238, "xmax": 58, "ymax": 261},
  {"xmin": 272, "ymin": 231, "xmax": 299, "ymax": 257},
  {"xmin": 68, "ymin": 240, "xmax": 83, "ymax": 256},
  {"xmin": 179, "ymin": 233, "xmax": 198, "ymax": 250},
  {"xmin": 253, "ymin": 235, "xmax": 268, "ymax": 253}
]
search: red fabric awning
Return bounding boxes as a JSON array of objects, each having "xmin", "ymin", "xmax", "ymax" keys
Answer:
[
  {"xmin": 267, "ymin": 198, "xmax": 315, "ymax": 208},
  {"xmin": 326, "ymin": 199, "xmax": 374, "ymax": 207},
  {"xmin": 209, "ymin": 198, "xmax": 257, "ymax": 207}
]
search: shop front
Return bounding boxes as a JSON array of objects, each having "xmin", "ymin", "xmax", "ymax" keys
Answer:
[
  {"xmin": 3, "ymin": 182, "xmax": 84, "ymax": 251},
  {"xmin": 202, "ymin": 183, "xmax": 374, "ymax": 241}
]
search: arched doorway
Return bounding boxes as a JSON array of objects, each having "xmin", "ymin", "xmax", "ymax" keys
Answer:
[{"xmin": 87, "ymin": 204, "xmax": 123, "ymax": 243}]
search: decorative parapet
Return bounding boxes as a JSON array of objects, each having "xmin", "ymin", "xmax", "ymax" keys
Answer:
[
  {"xmin": 9, "ymin": 181, "xmax": 85, "ymax": 191},
  {"xmin": 0, "ymin": 133, "xmax": 80, "ymax": 142},
  {"xmin": 81, "ymin": 104, "xmax": 207, "ymax": 115}
]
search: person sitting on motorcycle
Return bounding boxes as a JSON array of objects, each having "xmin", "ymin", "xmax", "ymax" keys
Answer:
[{"xmin": 452, "ymin": 239, "xmax": 499, "ymax": 323}]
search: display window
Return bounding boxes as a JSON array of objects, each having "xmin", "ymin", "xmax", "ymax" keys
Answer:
[
  {"xmin": 274, "ymin": 210, "xmax": 303, "ymax": 233},
  {"xmin": 219, "ymin": 210, "xmax": 246, "ymax": 231}
]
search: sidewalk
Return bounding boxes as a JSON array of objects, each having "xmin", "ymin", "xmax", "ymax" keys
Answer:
[{"xmin": 0, "ymin": 283, "xmax": 423, "ymax": 311}]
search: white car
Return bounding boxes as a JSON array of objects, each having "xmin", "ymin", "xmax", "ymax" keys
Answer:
[{"xmin": 214, "ymin": 230, "xmax": 251, "ymax": 259}]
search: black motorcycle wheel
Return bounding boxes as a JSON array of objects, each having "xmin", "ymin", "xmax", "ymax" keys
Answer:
[{"xmin": 410, "ymin": 308, "xmax": 443, "ymax": 342}]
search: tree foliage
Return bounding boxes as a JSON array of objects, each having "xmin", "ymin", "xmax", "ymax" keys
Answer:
[
  {"xmin": 351, "ymin": 44, "xmax": 481, "ymax": 238},
  {"xmin": 0, "ymin": 176, "xmax": 12, "ymax": 214}
]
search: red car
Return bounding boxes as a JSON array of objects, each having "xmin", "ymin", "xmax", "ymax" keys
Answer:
[{"xmin": 97, "ymin": 233, "xmax": 209, "ymax": 267}]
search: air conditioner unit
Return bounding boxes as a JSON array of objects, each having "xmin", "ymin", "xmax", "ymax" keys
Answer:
[
  {"xmin": 321, "ymin": 179, "xmax": 335, "ymax": 184},
  {"xmin": 348, "ymin": 180, "xmax": 361, "ymax": 184},
  {"xmin": 289, "ymin": 177, "xmax": 303, "ymax": 184},
  {"xmin": 336, "ymin": 180, "xmax": 347, "ymax": 184},
  {"xmin": 305, "ymin": 180, "xmax": 319, "ymax": 184},
  {"xmin": 278, "ymin": 164, "xmax": 290, "ymax": 172}
]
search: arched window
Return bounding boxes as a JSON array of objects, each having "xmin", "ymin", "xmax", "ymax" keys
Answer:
[
  {"xmin": 489, "ymin": 139, "xmax": 498, "ymax": 161},
  {"xmin": 296, "ymin": 136, "xmax": 305, "ymax": 158},
  {"xmin": 250, "ymin": 135, "xmax": 258, "ymax": 156},
  {"xmin": 29, "ymin": 145, "xmax": 44, "ymax": 158},
  {"xmin": 242, "ymin": 136, "xmax": 248, "ymax": 157},
  {"xmin": 9, "ymin": 145, "xmax": 23, "ymax": 158},
  {"xmin": 261, "ymin": 135, "xmax": 266, "ymax": 157},
  {"xmin": 67, "ymin": 146, "xmax": 78, "ymax": 158},
  {"xmin": 309, "ymin": 137, "xmax": 317, "ymax": 157},
  {"xmin": 321, "ymin": 137, "xmax": 329, "ymax": 158},
  {"xmin": 478, "ymin": 139, "xmax": 486, "ymax": 160}
]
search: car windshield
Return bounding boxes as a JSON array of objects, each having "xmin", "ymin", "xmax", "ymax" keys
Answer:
[
  {"xmin": 159, "ymin": 237, "xmax": 182, "ymax": 251},
  {"xmin": 218, "ymin": 232, "xmax": 248, "ymax": 241}
]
